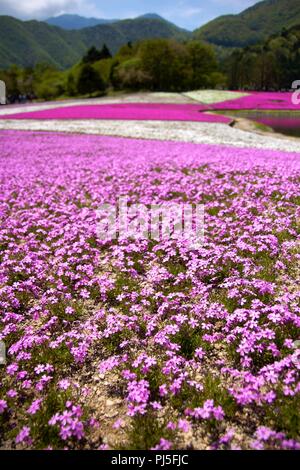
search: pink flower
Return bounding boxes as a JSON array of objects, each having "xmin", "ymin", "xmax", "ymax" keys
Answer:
[
  {"xmin": 1, "ymin": 129, "xmax": 300, "ymax": 450},
  {"xmin": 58, "ymin": 379, "xmax": 71, "ymax": 390},
  {"xmin": 178, "ymin": 419, "xmax": 191, "ymax": 433},
  {"xmin": 166, "ymin": 421, "xmax": 177, "ymax": 430},
  {"xmin": 7, "ymin": 389, "xmax": 17, "ymax": 398},
  {"xmin": 256, "ymin": 426, "xmax": 274, "ymax": 441},
  {"xmin": 113, "ymin": 419, "xmax": 124, "ymax": 429},
  {"xmin": 3, "ymin": 103, "xmax": 230, "ymax": 124},
  {"xmin": 159, "ymin": 384, "xmax": 168, "ymax": 397},
  {"xmin": 27, "ymin": 399, "xmax": 42, "ymax": 415},
  {"xmin": 65, "ymin": 307, "xmax": 74, "ymax": 315},
  {"xmin": 16, "ymin": 426, "xmax": 31, "ymax": 444},
  {"xmin": 151, "ymin": 438, "xmax": 172, "ymax": 450},
  {"xmin": 195, "ymin": 347, "xmax": 205, "ymax": 360},
  {"xmin": 0, "ymin": 400, "xmax": 8, "ymax": 413},
  {"xmin": 7, "ymin": 363, "xmax": 18, "ymax": 375}
]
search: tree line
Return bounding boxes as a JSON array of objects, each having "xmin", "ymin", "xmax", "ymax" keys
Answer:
[
  {"xmin": 0, "ymin": 39, "xmax": 224, "ymax": 102},
  {"xmin": 1, "ymin": 24, "xmax": 299, "ymax": 102},
  {"xmin": 226, "ymin": 25, "xmax": 300, "ymax": 90}
]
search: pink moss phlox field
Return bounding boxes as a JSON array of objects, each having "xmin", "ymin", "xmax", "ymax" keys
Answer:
[
  {"xmin": 0, "ymin": 130, "xmax": 300, "ymax": 449},
  {"xmin": 213, "ymin": 91, "xmax": 299, "ymax": 110},
  {"xmin": 249, "ymin": 115, "xmax": 300, "ymax": 130},
  {"xmin": 0, "ymin": 103, "xmax": 231, "ymax": 124}
]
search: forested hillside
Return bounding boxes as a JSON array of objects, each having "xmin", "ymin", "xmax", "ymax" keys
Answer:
[
  {"xmin": 194, "ymin": 0, "xmax": 300, "ymax": 47},
  {"xmin": 0, "ymin": 16, "xmax": 190, "ymax": 69}
]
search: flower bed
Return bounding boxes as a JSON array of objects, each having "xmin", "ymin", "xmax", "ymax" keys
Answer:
[
  {"xmin": 183, "ymin": 90, "xmax": 249, "ymax": 104},
  {"xmin": 213, "ymin": 92, "xmax": 298, "ymax": 110},
  {"xmin": 0, "ymin": 103, "xmax": 230, "ymax": 124},
  {"xmin": 0, "ymin": 130, "xmax": 299, "ymax": 450}
]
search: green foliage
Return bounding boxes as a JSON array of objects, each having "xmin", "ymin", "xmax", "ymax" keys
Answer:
[
  {"xmin": 82, "ymin": 44, "xmax": 112, "ymax": 64},
  {"xmin": 111, "ymin": 38, "xmax": 223, "ymax": 92},
  {"xmin": 186, "ymin": 41, "xmax": 219, "ymax": 89},
  {"xmin": 173, "ymin": 325, "xmax": 208, "ymax": 360},
  {"xmin": 34, "ymin": 69, "xmax": 65, "ymax": 100},
  {"xmin": 100, "ymin": 44, "xmax": 112, "ymax": 60},
  {"xmin": 0, "ymin": 64, "xmax": 34, "ymax": 96},
  {"xmin": 76, "ymin": 63, "xmax": 106, "ymax": 95},
  {"xmin": 194, "ymin": 0, "xmax": 300, "ymax": 48},
  {"xmin": 94, "ymin": 58, "xmax": 114, "ymax": 83},
  {"xmin": 2, "ymin": 21, "xmax": 217, "ymax": 98},
  {"xmin": 29, "ymin": 385, "xmax": 73, "ymax": 449},
  {"xmin": 226, "ymin": 24, "xmax": 300, "ymax": 89},
  {"xmin": 139, "ymin": 39, "xmax": 189, "ymax": 91},
  {"xmin": 171, "ymin": 372, "xmax": 237, "ymax": 418},
  {"xmin": 124, "ymin": 412, "xmax": 174, "ymax": 450},
  {"xmin": 66, "ymin": 73, "xmax": 76, "ymax": 96},
  {"xmin": 31, "ymin": 343, "xmax": 74, "ymax": 368},
  {"xmin": 114, "ymin": 42, "xmax": 137, "ymax": 61},
  {"xmin": 5, "ymin": 16, "xmax": 298, "ymax": 99},
  {"xmin": 0, "ymin": 15, "xmax": 191, "ymax": 69},
  {"xmin": 0, "ymin": 16, "xmax": 85, "ymax": 69},
  {"xmin": 107, "ymin": 272, "xmax": 141, "ymax": 308},
  {"xmin": 112, "ymin": 58, "xmax": 150, "ymax": 90},
  {"xmin": 265, "ymin": 393, "xmax": 300, "ymax": 439},
  {"xmin": 82, "ymin": 46, "xmax": 103, "ymax": 64}
]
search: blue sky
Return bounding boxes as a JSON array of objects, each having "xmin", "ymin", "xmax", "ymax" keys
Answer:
[{"xmin": 0, "ymin": 0, "xmax": 259, "ymax": 29}]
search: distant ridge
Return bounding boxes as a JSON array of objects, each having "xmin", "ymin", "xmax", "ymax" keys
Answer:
[
  {"xmin": 46, "ymin": 14, "xmax": 119, "ymax": 30},
  {"xmin": 2, "ymin": 1, "xmax": 300, "ymax": 68},
  {"xmin": 194, "ymin": 0, "xmax": 300, "ymax": 47},
  {"xmin": 0, "ymin": 15, "xmax": 190, "ymax": 69},
  {"xmin": 45, "ymin": 13, "xmax": 168, "ymax": 30}
]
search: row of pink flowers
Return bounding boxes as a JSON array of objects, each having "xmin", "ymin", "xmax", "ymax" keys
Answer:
[
  {"xmin": 1, "ymin": 92, "xmax": 298, "ymax": 123},
  {"xmin": 0, "ymin": 103, "xmax": 230, "ymax": 124},
  {"xmin": 213, "ymin": 91, "xmax": 299, "ymax": 110}
]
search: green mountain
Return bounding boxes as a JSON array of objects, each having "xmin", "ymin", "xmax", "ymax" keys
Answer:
[
  {"xmin": 0, "ymin": 15, "xmax": 190, "ymax": 69},
  {"xmin": 194, "ymin": 0, "xmax": 300, "ymax": 47},
  {"xmin": 46, "ymin": 14, "xmax": 119, "ymax": 30},
  {"xmin": 45, "ymin": 13, "xmax": 167, "ymax": 30},
  {"xmin": 2, "ymin": 0, "xmax": 300, "ymax": 69}
]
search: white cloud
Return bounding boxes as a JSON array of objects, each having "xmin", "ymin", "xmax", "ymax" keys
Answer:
[
  {"xmin": 181, "ymin": 7, "xmax": 203, "ymax": 18},
  {"xmin": 161, "ymin": 0, "xmax": 204, "ymax": 26},
  {"xmin": 211, "ymin": 0, "xmax": 256, "ymax": 8},
  {"xmin": 0, "ymin": 0, "xmax": 260, "ymax": 28},
  {"xmin": 0, "ymin": 0, "xmax": 103, "ymax": 19}
]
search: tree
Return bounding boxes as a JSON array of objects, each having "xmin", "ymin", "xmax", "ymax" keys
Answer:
[
  {"xmin": 77, "ymin": 64, "xmax": 106, "ymax": 95},
  {"xmin": 225, "ymin": 24, "xmax": 300, "ymax": 91},
  {"xmin": 66, "ymin": 73, "xmax": 76, "ymax": 96},
  {"xmin": 82, "ymin": 46, "xmax": 102, "ymax": 64},
  {"xmin": 113, "ymin": 58, "xmax": 150, "ymax": 90},
  {"xmin": 115, "ymin": 42, "xmax": 137, "ymax": 62},
  {"xmin": 186, "ymin": 41, "xmax": 218, "ymax": 89},
  {"xmin": 99, "ymin": 44, "xmax": 112, "ymax": 60},
  {"xmin": 139, "ymin": 39, "xmax": 188, "ymax": 91},
  {"xmin": 3, "ymin": 65, "xmax": 20, "ymax": 98}
]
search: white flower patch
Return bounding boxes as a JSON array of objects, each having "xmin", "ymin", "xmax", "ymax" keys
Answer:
[
  {"xmin": 1, "ymin": 119, "xmax": 299, "ymax": 153},
  {"xmin": 183, "ymin": 90, "xmax": 249, "ymax": 104}
]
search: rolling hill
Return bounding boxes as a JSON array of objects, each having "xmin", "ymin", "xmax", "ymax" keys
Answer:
[
  {"xmin": 0, "ymin": 15, "xmax": 190, "ymax": 69},
  {"xmin": 194, "ymin": 0, "xmax": 300, "ymax": 47},
  {"xmin": 46, "ymin": 14, "xmax": 119, "ymax": 30},
  {"xmin": 2, "ymin": 0, "xmax": 300, "ymax": 69},
  {"xmin": 45, "ymin": 13, "xmax": 167, "ymax": 30}
]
